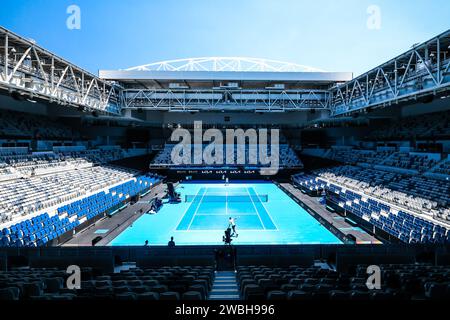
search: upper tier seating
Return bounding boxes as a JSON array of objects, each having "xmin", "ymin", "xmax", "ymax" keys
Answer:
[
  {"xmin": 0, "ymin": 109, "xmax": 78, "ymax": 139},
  {"xmin": 383, "ymin": 152, "xmax": 438, "ymax": 173},
  {"xmin": 328, "ymin": 149, "xmax": 394, "ymax": 165},
  {"xmin": 0, "ymin": 148, "xmax": 127, "ymax": 179},
  {"xmin": 151, "ymin": 144, "xmax": 303, "ymax": 169},
  {"xmin": 365, "ymin": 110, "xmax": 450, "ymax": 141},
  {"xmin": 327, "ymin": 148, "xmax": 440, "ymax": 173}
]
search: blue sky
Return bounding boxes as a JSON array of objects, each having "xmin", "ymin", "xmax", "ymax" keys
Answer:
[{"xmin": 0, "ymin": 0, "xmax": 449, "ymax": 76}]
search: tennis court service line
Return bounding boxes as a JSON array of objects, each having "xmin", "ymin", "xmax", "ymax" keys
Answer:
[
  {"xmin": 187, "ymin": 187, "xmax": 208, "ymax": 230},
  {"xmin": 176, "ymin": 187, "xmax": 205, "ymax": 230},
  {"xmin": 246, "ymin": 187, "xmax": 266, "ymax": 229}
]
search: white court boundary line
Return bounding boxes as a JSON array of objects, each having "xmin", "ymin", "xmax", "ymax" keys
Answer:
[
  {"xmin": 247, "ymin": 187, "xmax": 279, "ymax": 231},
  {"xmin": 195, "ymin": 212, "xmax": 257, "ymax": 216},
  {"xmin": 173, "ymin": 186, "xmax": 204, "ymax": 232},
  {"xmin": 246, "ymin": 187, "xmax": 266, "ymax": 230},
  {"xmin": 172, "ymin": 229, "xmax": 278, "ymax": 233},
  {"xmin": 174, "ymin": 185, "xmax": 279, "ymax": 232},
  {"xmin": 225, "ymin": 189, "xmax": 228, "ymax": 217},
  {"xmin": 251, "ymin": 186, "xmax": 279, "ymax": 231},
  {"xmin": 185, "ymin": 186, "xmax": 266, "ymax": 231},
  {"xmin": 187, "ymin": 187, "xmax": 208, "ymax": 230}
]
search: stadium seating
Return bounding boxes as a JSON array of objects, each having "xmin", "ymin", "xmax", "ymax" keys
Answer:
[
  {"xmin": 237, "ymin": 263, "xmax": 450, "ymax": 300},
  {"xmin": 0, "ymin": 165, "xmax": 139, "ymax": 220},
  {"xmin": 1, "ymin": 261, "xmax": 449, "ymax": 300},
  {"xmin": 0, "ymin": 174, "xmax": 160, "ymax": 247},
  {"xmin": 151, "ymin": 143, "xmax": 302, "ymax": 169},
  {"xmin": 313, "ymin": 165, "xmax": 450, "ymax": 215},
  {"xmin": 431, "ymin": 158, "xmax": 450, "ymax": 176},
  {"xmin": 291, "ymin": 173, "xmax": 326, "ymax": 193},
  {"xmin": 0, "ymin": 145, "xmax": 162, "ymax": 247},
  {"xmin": 365, "ymin": 110, "xmax": 450, "ymax": 141},
  {"xmin": 0, "ymin": 148, "xmax": 128, "ymax": 178},
  {"xmin": 328, "ymin": 148, "xmax": 394, "ymax": 165},
  {"xmin": 302, "ymin": 141, "xmax": 450, "ymax": 230},
  {"xmin": 383, "ymin": 152, "xmax": 438, "ymax": 173},
  {"xmin": 0, "ymin": 265, "xmax": 214, "ymax": 300},
  {"xmin": 0, "ymin": 109, "xmax": 78, "ymax": 140},
  {"xmin": 326, "ymin": 148, "xmax": 441, "ymax": 173},
  {"xmin": 292, "ymin": 169, "xmax": 450, "ymax": 243}
]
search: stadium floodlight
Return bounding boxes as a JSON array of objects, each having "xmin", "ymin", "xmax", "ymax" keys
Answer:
[
  {"xmin": 168, "ymin": 109, "xmax": 190, "ymax": 113},
  {"xmin": 212, "ymin": 85, "xmax": 242, "ymax": 90},
  {"xmin": 218, "ymin": 82, "xmax": 240, "ymax": 89},
  {"xmin": 265, "ymin": 84, "xmax": 285, "ymax": 90},
  {"xmin": 169, "ymin": 83, "xmax": 189, "ymax": 89},
  {"xmin": 255, "ymin": 109, "xmax": 285, "ymax": 113}
]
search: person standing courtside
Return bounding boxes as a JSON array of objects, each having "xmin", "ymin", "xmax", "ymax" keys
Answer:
[{"xmin": 168, "ymin": 236, "xmax": 175, "ymax": 247}]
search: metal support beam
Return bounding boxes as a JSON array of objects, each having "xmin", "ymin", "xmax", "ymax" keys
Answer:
[
  {"xmin": 3, "ymin": 34, "xmax": 8, "ymax": 81},
  {"xmin": 0, "ymin": 26, "xmax": 120, "ymax": 115},
  {"xmin": 329, "ymin": 29, "xmax": 450, "ymax": 116},
  {"xmin": 120, "ymin": 88, "xmax": 330, "ymax": 111}
]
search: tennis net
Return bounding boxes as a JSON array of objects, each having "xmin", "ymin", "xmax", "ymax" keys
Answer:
[{"xmin": 185, "ymin": 194, "xmax": 268, "ymax": 203}]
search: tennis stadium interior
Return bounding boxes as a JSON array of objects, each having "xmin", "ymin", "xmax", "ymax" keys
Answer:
[{"xmin": 0, "ymin": 25, "xmax": 450, "ymax": 301}]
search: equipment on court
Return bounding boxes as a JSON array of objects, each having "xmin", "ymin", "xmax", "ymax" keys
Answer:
[
  {"xmin": 167, "ymin": 182, "xmax": 181, "ymax": 203},
  {"xmin": 184, "ymin": 194, "xmax": 268, "ymax": 203},
  {"xmin": 223, "ymin": 228, "xmax": 232, "ymax": 245}
]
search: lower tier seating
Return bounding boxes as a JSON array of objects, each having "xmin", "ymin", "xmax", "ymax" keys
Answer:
[
  {"xmin": 0, "ymin": 265, "xmax": 214, "ymax": 300},
  {"xmin": 292, "ymin": 170, "xmax": 450, "ymax": 244},
  {"xmin": 302, "ymin": 165, "xmax": 450, "ymax": 219},
  {"xmin": 0, "ymin": 166, "xmax": 140, "ymax": 223},
  {"xmin": 0, "ymin": 174, "xmax": 161, "ymax": 247},
  {"xmin": 1, "ymin": 263, "xmax": 449, "ymax": 300},
  {"xmin": 237, "ymin": 264, "xmax": 450, "ymax": 300}
]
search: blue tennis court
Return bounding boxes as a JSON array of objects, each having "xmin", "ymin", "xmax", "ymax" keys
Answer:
[
  {"xmin": 176, "ymin": 186, "xmax": 276, "ymax": 231},
  {"xmin": 110, "ymin": 182, "xmax": 342, "ymax": 246}
]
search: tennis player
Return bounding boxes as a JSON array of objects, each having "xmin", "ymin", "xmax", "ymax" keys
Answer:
[{"xmin": 228, "ymin": 217, "xmax": 238, "ymax": 237}]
